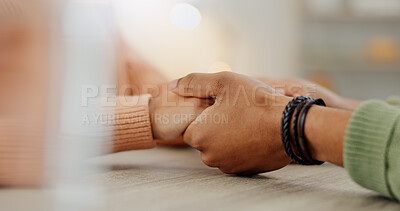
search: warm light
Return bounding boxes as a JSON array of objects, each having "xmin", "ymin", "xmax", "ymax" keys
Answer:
[
  {"xmin": 208, "ymin": 61, "xmax": 232, "ymax": 73},
  {"xmin": 170, "ymin": 3, "xmax": 201, "ymax": 30}
]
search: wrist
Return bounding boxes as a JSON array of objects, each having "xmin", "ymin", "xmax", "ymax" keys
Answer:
[
  {"xmin": 269, "ymin": 95, "xmax": 292, "ymax": 130},
  {"xmin": 304, "ymin": 106, "xmax": 352, "ymax": 166},
  {"xmin": 304, "ymin": 106, "xmax": 329, "ymax": 162},
  {"xmin": 266, "ymin": 95, "xmax": 293, "ymax": 164},
  {"xmin": 280, "ymin": 96, "xmax": 327, "ymax": 165}
]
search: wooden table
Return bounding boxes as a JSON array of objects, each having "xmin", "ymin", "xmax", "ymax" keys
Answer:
[{"xmin": 1, "ymin": 147, "xmax": 399, "ymax": 211}]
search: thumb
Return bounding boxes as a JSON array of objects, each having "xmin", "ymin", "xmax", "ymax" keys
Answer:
[{"xmin": 170, "ymin": 72, "xmax": 230, "ymax": 98}]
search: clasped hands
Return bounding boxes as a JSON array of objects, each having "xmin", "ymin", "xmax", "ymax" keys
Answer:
[{"xmin": 150, "ymin": 72, "xmax": 358, "ymax": 175}]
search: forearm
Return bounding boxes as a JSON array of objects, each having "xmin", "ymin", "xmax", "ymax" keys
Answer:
[
  {"xmin": 303, "ymin": 100, "xmax": 400, "ymax": 200},
  {"xmin": 304, "ymin": 106, "xmax": 353, "ymax": 166}
]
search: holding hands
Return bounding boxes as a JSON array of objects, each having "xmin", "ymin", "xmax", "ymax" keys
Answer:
[
  {"xmin": 171, "ymin": 72, "xmax": 293, "ymax": 174},
  {"xmin": 162, "ymin": 71, "xmax": 354, "ymax": 174},
  {"xmin": 147, "ymin": 85, "xmax": 211, "ymax": 141},
  {"xmin": 153, "ymin": 71, "xmax": 354, "ymax": 174}
]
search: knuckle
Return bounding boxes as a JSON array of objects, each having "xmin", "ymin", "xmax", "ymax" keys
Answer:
[
  {"xmin": 190, "ymin": 139, "xmax": 203, "ymax": 151},
  {"xmin": 213, "ymin": 78, "xmax": 225, "ymax": 92},
  {"xmin": 211, "ymin": 72, "xmax": 231, "ymax": 94},
  {"xmin": 216, "ymin": 71, "xmax": 232, "ymax": 78},
  {"xmin": 215, "ymin": 71, "xmax": 231, "ymax": 83},
  {"xmin": 179, "ymin": 73, "xmax": 199, "ymax": 95},
  {"xmin": 185, "ymin": 131, "xmax": 206, "ymax": 151},
  {"xmin": 184, "ymin": 73, "xmax": 198, "ymax": 88},
  {"xmin": 183, "ymin": 124, "xmax": 209, "ymax": 150},
  {"xmin": 201, "ymin": 154, "xmax": 217, "ymax": 167},
  {"xmin": 183, "ymin": 127, "xmax": 194, "ymax": 146}
]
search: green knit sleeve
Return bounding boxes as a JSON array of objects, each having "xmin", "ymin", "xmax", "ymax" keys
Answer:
[{"xmin": 344, "ymin": 100, "xmax": 400, "ymax": 201}]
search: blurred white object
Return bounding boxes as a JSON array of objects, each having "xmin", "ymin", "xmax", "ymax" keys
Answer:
[
  {"xmin": 49, "ymin": 0, "xmax": 115, "ymax": 210},
  {"xmin": 208, "ymin": 61, "xmax": 232, "ymax": 73},
  {"xmin": 170, "ymin": 3, "xmax": 201, "ymax": 30},
  {"xmin": 115, "ymin": 0, "xmax": 300, "ymax": 79}
]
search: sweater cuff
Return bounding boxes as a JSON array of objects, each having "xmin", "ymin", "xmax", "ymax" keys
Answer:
[
  {"xmin": 113, "ymin": 94, "xmax": 155, "ymax": 152},
  {"xmin": 344, "ymin": 100, "xmax": 400, "ymax": 198}
]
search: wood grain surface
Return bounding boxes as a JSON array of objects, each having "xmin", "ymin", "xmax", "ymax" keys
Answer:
[{"xmin": 1, "ymin": 147, "xmax": 399, "ymax": 211}]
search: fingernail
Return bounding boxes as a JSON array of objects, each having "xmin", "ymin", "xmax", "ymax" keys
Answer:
[{"xmin": 170, "ymin": 79, "xmax": 178, "ymax": 89}]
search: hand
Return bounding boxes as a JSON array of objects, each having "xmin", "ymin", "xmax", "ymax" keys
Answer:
[
  {"xmin": 171, "ymin": 72, "xmax": 292, "ymax": 174},
  {"xmin": 257, "ymin": 78, "xmax": 361, "ymax": 110},
  {"xmin": 149, "ymin": 84, "xmax": 211, "ymax": 141},
  {"xmin": 116, "ymin": 36, "xmax": 168, "ymax": 96}
]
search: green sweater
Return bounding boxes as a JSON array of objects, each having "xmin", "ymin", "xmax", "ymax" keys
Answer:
[{"xmin": 344, "ymin": 96, "xmax": 400, "ymax": 201}]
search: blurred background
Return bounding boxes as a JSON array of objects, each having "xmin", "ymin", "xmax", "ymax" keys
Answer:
[
  {"xmin": 1, "ymin": 0, "xmax": 400, "ymax": 210},
  {"xmin": 115, "ymin": 0, "xmax": 400, "ymax": 100}
]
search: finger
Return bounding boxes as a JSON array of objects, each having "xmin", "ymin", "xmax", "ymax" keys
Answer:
[
  {"xmin": 199, "ymin": 97, "xmax": 215, "ymax": 107},
  {"xmin": 182, "ymin": 117, "xmax": 202, "ymax": 150},
  {"xmin": 275, "ymin": 88, "xmax": 285, "ymax": 95},
  {"xmin": 182, "ymin": 110, "xmax": 211, "ymax": 151},
  {"xmin": 287, "ymin": 86, "xmax": 306, "ymax": 97},
  {"xmin": 201, "ymin": 153, "xmax": 218, "ymax": 167},
  {"xmin": 255, "ymin": 78, "xmax": 287, "ymax": 96},
  {"xmin": 170, "ymin": 72, "xmax": 232, "ymax": 98},
  {"xmin": 254, "ymin": 77, "xmax": 274, "ymax": 85},
  {"xmin": 183, "ymin": 126, "xmax": 203, "ymax": 151}
]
